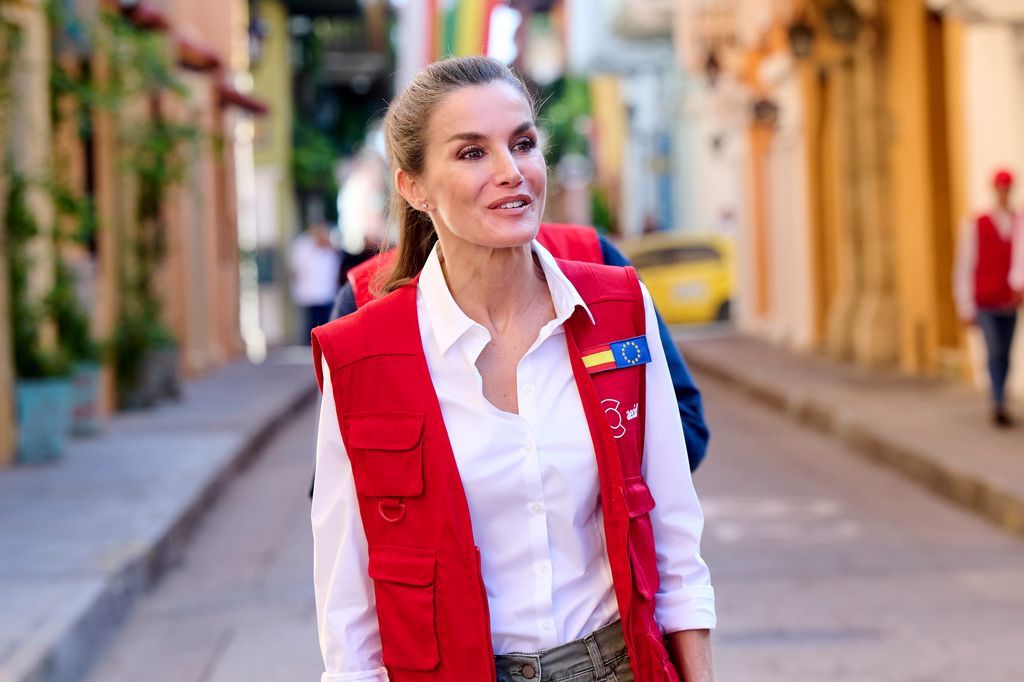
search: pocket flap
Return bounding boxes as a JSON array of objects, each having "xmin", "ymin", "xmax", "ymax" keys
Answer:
[
  {"xmin": 623, "ymin": 476, "xmax": 656, "ymax": 518},
  {"xmin": 348, "ymin": 412, "xmax": 424, "ymax": 451},
  {"xmin": 368, "ymin": 546, "xmax": 437, "ymax": 586}
]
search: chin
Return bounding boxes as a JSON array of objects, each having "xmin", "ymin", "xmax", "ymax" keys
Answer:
[{"xmin": 480, "ymin": 214, "xmax": 540, "ymax": 249}]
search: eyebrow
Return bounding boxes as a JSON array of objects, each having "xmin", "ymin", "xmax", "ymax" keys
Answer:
[{"xmin": 445, "ymin": 121, "xmax": 535, "ymax": 144}]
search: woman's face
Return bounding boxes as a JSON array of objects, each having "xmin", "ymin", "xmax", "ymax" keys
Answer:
[{"xmin": 400, "ymin": 81, "xmax": 547, "ymax": 250}]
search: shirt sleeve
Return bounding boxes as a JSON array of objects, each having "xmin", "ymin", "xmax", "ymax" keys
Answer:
[
  {"xmin": 638, "ymin": 283, "xmax": 717, "ymax": 633},
  {"xmin": 312, "ymin": 357, "xmax": 390, "ymax": 682},
  {"xmin": 953, "ymin": 217, "xmax": 977, "ymax": 321}
]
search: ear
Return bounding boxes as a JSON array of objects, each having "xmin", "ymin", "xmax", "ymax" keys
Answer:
[{"xmin": 395, "ymin": 168, "xmax": 428, "ymax": 210}]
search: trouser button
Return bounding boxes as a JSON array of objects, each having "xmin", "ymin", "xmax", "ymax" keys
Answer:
[{"xmin": 521, "ymin": 663, "xmax": 536, "ymax": 679}]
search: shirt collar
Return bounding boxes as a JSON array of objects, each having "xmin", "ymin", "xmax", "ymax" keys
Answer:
[{"xmin": 417, "ymin": 240, "xmax": 595, "ymax": 357}]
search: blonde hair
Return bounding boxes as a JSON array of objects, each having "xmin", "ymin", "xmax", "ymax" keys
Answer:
[{"xmin": 375, "ymin": 56, "xmax": 536, "ymax": 296}]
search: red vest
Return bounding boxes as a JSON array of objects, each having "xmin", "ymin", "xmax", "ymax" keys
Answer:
[
  {"xmin": 312, "ymin": 259, "xmax": 678, "ymax": 682},
  {"xmin": 347, "ymin": 223, "xmax": 603, "ymax": 308},
  {"xmin": 974, "ymin": 213, "xmax": 1015, "ymax": 309}
]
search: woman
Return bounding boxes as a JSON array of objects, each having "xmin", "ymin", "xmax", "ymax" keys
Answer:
[{"xmin": 311, "ymin": 56, "xmax": 715, "ymax": 682}]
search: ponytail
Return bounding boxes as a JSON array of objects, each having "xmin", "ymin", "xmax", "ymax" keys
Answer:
[{"xmin": 373, "ymin": 193, "xmax": 438, "ymax": 296}]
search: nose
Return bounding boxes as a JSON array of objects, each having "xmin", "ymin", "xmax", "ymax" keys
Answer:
[{"xmin": 492, "ymin": 150, "xmax": 524, "ymax": 187}]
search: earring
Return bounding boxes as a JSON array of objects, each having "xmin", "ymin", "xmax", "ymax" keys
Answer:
[{"xmin": 422, "ymin": 202, "xmax": 430, "ymax": 210}]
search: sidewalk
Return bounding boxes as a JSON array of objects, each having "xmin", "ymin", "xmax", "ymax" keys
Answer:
[
  {"xmin": 678, "ymin": 332, "xmax": 1024, "ymax": 538},
  {"xmin": 0, "ymin": 349, "xmax": 318, "ymax": 682}
]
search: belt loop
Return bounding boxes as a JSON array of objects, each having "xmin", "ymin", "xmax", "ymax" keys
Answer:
[{"xmin": 584, "ymin": 631, "xmax": 612, "ymax": 679}]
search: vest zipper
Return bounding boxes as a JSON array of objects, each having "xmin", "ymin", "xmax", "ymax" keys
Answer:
[{"xmin": 475, "ymin": 546, "xmax": 497, "ymax": 681}]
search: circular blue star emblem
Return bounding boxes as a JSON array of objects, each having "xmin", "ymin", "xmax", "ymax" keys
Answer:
[{"xmin": 620, "ymin": 340, "xmax": 642, "ymax": 365}]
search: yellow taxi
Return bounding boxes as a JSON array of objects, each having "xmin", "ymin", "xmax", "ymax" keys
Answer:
[{"xmin": 618, "ymin": 233, "xmax": 734, "ymax": 324}]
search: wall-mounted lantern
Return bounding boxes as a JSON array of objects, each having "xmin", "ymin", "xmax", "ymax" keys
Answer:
[
  {"xmin": 787, "ymin": 16, "xmax": 815, "ymax": 59},
  {"xmin": 752, "ymin": 98, "xmax": 780, "ymax": 128},
  {"xmin": 704, "ymin": 49, "xmax": 721, "ymax": 87},
  {"xmin": 824, "ymin": 0, "xmax": 860, "ymax": 44}
]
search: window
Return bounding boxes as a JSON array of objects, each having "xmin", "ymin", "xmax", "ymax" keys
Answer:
[{"xmin": 631, "ymin": 245, "xmax": 721, "ymax": 269}]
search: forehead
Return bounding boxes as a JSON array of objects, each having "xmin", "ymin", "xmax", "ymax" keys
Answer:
[{"xmin": 427, "ymin": 82, "xmax": 534, "ymax": 143}]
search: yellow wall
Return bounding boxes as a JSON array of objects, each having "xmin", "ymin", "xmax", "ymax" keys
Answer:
[
  {"xmin": 253, "ymin": 0, "xmax": 292, "ymax": 168},
  {"xmin": 588, "ymin": 75, "xmax": 627, "ymax": 231},
  {"xmin": 885, "ymin": 0, "xmax": 939, "ymax": 373}
]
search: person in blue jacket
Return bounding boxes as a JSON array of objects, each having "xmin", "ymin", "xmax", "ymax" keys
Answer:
[{"xmin": 328, "ymin": 233, "xmax": 710, "ymax": 472}]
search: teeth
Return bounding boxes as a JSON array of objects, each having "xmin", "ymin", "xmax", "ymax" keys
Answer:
[{"xmin": 499, "ymin": 200, "xmax": 526, "ymax": 209}]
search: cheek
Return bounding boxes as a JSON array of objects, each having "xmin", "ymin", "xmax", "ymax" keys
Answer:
[{"xmin": 522, "ymin": 157, "xmax": 548, "ymax": 191}]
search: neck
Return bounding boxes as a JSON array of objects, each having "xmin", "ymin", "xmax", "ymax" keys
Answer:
[{"xmin": 437, "ymin": 239, "xmax": 548, "ymax": 334}]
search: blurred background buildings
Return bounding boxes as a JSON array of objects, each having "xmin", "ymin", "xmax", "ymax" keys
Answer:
[{"xmin": 2, "ymin": 0, "xmax": 1023, "ymax": 467}]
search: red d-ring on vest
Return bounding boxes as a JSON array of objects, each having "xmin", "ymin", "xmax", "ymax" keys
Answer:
[{"xmin": 378, "ymin": 499, "xmax": 406, "ymax": 523}]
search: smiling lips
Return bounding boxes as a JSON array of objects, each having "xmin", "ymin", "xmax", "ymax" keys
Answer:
[{"xmin": 489, "ymin": 194, "xmax": 532, "ymax": 212}]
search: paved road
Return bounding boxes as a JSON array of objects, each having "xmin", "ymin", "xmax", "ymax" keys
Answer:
[
  {"xmin": 86, "ymin": 407, "xmax": 323, "ymax": 682},
  {"xmin": 697, "ymin": 375, "xmax": 1024, "ymax": 681},
  {"xmin": 87, "ymin": 372, "xmax": 1024, "ymax": 682}
]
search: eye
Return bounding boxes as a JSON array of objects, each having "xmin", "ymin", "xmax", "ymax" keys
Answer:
[
  {"xmin": 513, "ymin": 136, "xmax": 537, "ymax": 153},
  {"xmin": 457, "ymin": 146, "xmax": 484, "ymax": 160}
]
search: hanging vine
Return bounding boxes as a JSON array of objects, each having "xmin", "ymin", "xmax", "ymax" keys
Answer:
[
  {"xmin": 45, "ymin": 6, "xmax": 202, "ymax": 391},
  {"xmin": 106, "ymin": 10, "xmax": 201, "ymax": 393},
  {"xmin": 3, "ymin": 13, "xmax": 72, "ymax": 379}
]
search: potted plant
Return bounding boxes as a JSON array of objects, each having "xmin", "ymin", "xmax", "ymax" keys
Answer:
[
  {"xmin": 4, "ymin": 172, "xmax": 76, "ymax": 463},
  {"xmin": 48, "ymin": 257, "xmax": 102, "ymax": 434}
]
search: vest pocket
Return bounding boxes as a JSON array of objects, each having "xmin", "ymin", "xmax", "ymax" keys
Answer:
[
  {"xmin": 622, "ymin": 476, "xmax": 660, "ymax": 601},
  {"xmin": 368, "ymin": 545, "xmax": 440, "ymax": 671},
  {"xmin": 346, "ymin": 412, "xmax": 424, "ymax": 497}
]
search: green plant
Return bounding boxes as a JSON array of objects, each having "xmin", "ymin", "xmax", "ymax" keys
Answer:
[
  {"xmin": 46, "ymin": 258, "xmax": 99, "ymax": 363},
  {"xmin": 2, "ymin": 17, "xmax": 72, "ymax": 379},
  {"xmin": 107, "ymin": 299, "xmax": 173, "ymax": 395},
  {"xmin": 292, "ymin": 117, "xmax": 340, "ymax": 216},
  {"xmin": 3, "ymin": 171, "xmax": 72, "ymax": 378},
  {"xmin": 539, "ymin": 76, "xmax": 592, "ymax": 168},
  {"xmin": 77, "ymin": 9, "xmax": 200, "ymax": 389}
]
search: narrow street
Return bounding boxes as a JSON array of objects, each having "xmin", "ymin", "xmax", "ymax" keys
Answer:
[
  {"xmin": 87, "ymin": 372, "xmax": 1024, "ymax": 682},
  {"xmin": 697, "ymin": 376, "xmax": 1024, "ymax": 682},
  {"xmin": 85, "ymin": 408, "xmax": 323, "ymax": 682}
]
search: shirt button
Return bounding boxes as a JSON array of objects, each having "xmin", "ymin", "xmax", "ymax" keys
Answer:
[
  {"xmin": 538, "ymin": 561, "xmax": 550, "ymax": 574},
  {"xmin": 522, "ymin": 384, "xmax": 533, "ymax": 395},
  {"xmin": 530, "ymin": 503, "xmax": 543, "ymax": 514},
  {"xmin": 541, "ymin": 619, "xmax": 553, "ymax": 630},
  {"xmin": 524, "ymin": 440, "xmax": 535, "ymax": 453}
]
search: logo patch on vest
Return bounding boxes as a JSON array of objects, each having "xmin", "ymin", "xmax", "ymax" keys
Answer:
[
  {"xmin": 580, "ymin": 336, "xmax": 652, "ymax": 374},
  {"xmin": 602, "ymin": 399, "xmax": 627, "ymax": 439}
]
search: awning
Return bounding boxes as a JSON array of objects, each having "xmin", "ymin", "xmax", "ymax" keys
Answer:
[
  {"xmin": 217, "ymin": 83, "xmax": 270, "ymax": 116},
  {"xmin": 177, "ymin": 34, "xmax": 223, "ymax": 72},
  {"xmin": 123, "ymin": 2, "xmax": 171, "ymax": 32}
]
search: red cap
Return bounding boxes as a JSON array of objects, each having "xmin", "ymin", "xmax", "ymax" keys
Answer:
[{"xmin": 993, "ymin": 169, "xmax": 1014, "ymax": 188}]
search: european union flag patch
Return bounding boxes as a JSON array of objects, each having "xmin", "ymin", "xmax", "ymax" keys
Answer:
[{"xmin": 580, "ymin": 336, "xmax": 652, "ymax": 374}]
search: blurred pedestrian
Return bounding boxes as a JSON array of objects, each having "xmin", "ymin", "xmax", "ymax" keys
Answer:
[
  {"xmin": 954, "ymin": 169, "xmax": 1024, "ymax": 426},
  {"xmin": 310, "ymin": 57, "xmax": 714, "ymax": 682},
  {"xmin": 289, "ymin": 222, "xmax": 340, "ymax": 343}
]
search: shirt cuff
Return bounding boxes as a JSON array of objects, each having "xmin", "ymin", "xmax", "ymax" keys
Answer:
[
  {"xmin": 655, "ymin": 585, "xmax": 717, "ymax": 633},
  {"xmin": 322, "ymin": 668, "xmax": 389, "ymax": 682}
]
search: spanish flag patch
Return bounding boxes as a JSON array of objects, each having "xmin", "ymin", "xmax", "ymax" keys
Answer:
[{"xmin": 580, "ymin": 336, "xmax": 652, "ymax": 374}]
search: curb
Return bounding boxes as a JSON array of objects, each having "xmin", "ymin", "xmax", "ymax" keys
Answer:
[
  {"xmin": 684, "ymin": 348, "xmax": 1024, "ymax": 540},
  {"xmin": 7, "ymin": 380, "xmax": 319, "ymax": 682}
]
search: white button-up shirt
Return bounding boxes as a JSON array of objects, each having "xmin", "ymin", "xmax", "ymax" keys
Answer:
[{"xmin": 312, "ymin": 241, "xmax": 715, "ymax": 682}]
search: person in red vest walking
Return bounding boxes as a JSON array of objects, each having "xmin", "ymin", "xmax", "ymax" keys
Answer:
[
  {"xmin": 310, "ymin": 57, "xmax": 715, "ymax": 682},
  {"xmin": 954, "ymin": 169, "xmax": 1024, "ymax": 426}
]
